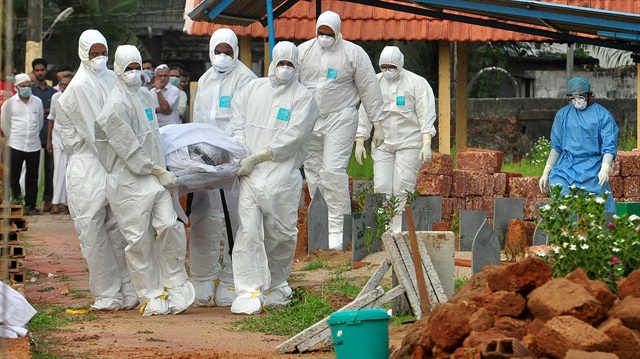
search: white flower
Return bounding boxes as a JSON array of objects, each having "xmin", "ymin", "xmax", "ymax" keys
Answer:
[
  {"xmin": 605, "ymin": 190, "xmax": 611, "ymax": 194},
  {"xmin": 629, "ymin": 215, "xmax": 640, "ymax": 222},
  {"xmin": 559, "ymin": 205, "xmax": 567, "ymax": 211},
  {"xmin": 541, "ymin": 204, "xmax": 551, "ymax": 211},
  {"xmin": 553, "ymin": 247, "xmax": 560, "ymax": 254},
  {"xmin": 561, "ymin": 231, "xmax": 568, "ymax": 237},
  {"xmin": 570, "ymin": 244, "xmax": 577, "ymax": 251},
  {"xmin": 563, "ymin": 242, "xmax": 569, "ymax": 248},
  {"xmin": 613, "ymin": 215, "xmax": 620, "ymax": 219},
  {"xmin": 577, "ymin": 235, "xmax": 586, "ymax": 242},
  {"xmin": 580, "ymin": 244, "xmax": 589, "ymax": 250},
  {"xmin": 569, "ymin": 185, "xmax": 576, "ymax": 189},
  {"xmin": 559, "ymin": 255, "xmax": 565, "ymax": 259},
  {"xmin": 535, "ymin": 251, "xmax": 547, "ymax": 257},
  {"xmin": 595, "ymin": 197, "xmax": 605, "ymax": 204},
  {"xmin": 612, "ymin": 247, "xmax": 620, "ymax": 252}
]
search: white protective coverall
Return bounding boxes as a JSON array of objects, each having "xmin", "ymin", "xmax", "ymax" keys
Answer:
[
  {"xmin": 356, "ymin": 46, "xmax": 437, "ymax": 232},
  {"xmin": 228, "ymin": 41, "xmax": 319, "ymax": 314},
  {"xmin": 56, "ymin": 30, "xmax": 136, "ymax": 310},
  {"xmin": 94, "ymin": 45, "xmax": 194, "ymax": 316},
  {"xmin": 48, "ymin": 91, "xmax": 68, "ymax": 208},
  {"xmin": 298, "ymin": 11, "xmax": 384, "ymax": 249},
  {"xmin": 190, "ymin": 28, "xmax": 257, "ymax": 306}
]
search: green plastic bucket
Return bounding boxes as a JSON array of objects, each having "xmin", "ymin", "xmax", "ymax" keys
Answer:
[{"xmin": 327, "ymin": 308, "xmax": 391, "ymax": 359}]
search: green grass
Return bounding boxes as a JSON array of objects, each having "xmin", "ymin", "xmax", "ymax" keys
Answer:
[
  {"xmin": 502, "ymin": 161, "xmax": 544, "ymax": 177},
  {"xmin": 390, "ymin": 314, "xmax": 416, "ymax": 326},
  {"xmin": 321, "ymin": 273, "xmax": 363, "ymax": 297},
  {"xmin": 30, "ymin": 304, "xmax": 97, "ymax": 359},
  {"xmin": 302, "ymin": 259, "xmax": 329, "ymax": 271},
  {"xmin": 455, "ymin": 276, "xmax": 469, "ymax": 291},
  {"xmin": 346, "ymin": 143, "xmax": 373, "ymax": 180},
  {"xmin": 232, "ymin": 288, "xmax": 333, "ymax": 336}
]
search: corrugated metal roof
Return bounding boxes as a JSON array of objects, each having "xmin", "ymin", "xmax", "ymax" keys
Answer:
[
  {"xmin": 187, "ymin": 0, "xmax": 289, "ymax": 26},
  {"xmin": 184, "ymin": 0, "xmax": 640, "ymax": 45}
]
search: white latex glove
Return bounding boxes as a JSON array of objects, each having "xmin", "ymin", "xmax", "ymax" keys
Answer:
[
  {"xmin": 372, "ymin": 121, "xmax": 385, "ymax": 148},
  {"xmin": 539, "ymin": 149, "xmax": 560, "ymax": 193},
  {"xmin": 598, "ymin": 153, "xmax": 613, "ymax": 186},
  {"xmin": 354, "ymin": 137, "xmax": 366, "ymax": 165},
  {"xmin": 418, "ymin": 133, "xmax": 432, "ymax": 163},
  {"xmin": 151, "ymin": 165, "xmax": 177, "ymax": 188},
  {"xmin": 237, "ymin": 147, "xmax": 272, "ymax": 176}
]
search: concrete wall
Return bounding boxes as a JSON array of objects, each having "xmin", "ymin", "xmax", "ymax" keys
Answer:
[
  {"xmin": 438, "ymin": 98, "xmax": 638, "ymax": 162},
  {"xmin": 528, "ymin": 70, "xmax": 638, "ymax": 99}
]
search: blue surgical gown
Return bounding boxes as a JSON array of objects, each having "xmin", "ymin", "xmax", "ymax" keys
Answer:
[{"xmin": 549, "ymin": 103, "xmax": 619, "ymax": 213}]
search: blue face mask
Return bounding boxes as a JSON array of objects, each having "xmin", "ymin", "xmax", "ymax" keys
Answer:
[
  {"xmin": 169, "ymin": 76, "xmax": 180, "ymax": 87},
  {"xmin": 18, "ymin": 86, "xmax": 32, "ymax": 98}
]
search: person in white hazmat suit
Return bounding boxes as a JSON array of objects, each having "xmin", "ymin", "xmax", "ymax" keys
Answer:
[
  {"xmin": 56, "ymin": 30, "xmax": 137, "ymax": 311},
  {"xmin": 189, "ymin": 28, "xmax": 257, "ymax": 307},
  {"xmin": 298, "ymin": 10, "xmax": 385, "ymax": 250},
  {"xmin": 94, "ymin": 45, "xmax": 195, "ymax": 316},
  {"xmin": 227, "ymin": 41, "xmax": 319, "ymax": 315},
  {"xmin": 355, "ymin": 46, "xmax": 437, "ymax": 232}
]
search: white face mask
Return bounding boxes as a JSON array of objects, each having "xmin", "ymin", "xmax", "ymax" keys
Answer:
[
  {"xmin": 122, "ymin": 70, "xmax": 142, "ymax": 87},
  {"xmin": 276, "ymin": 65, "xmax": 295, "ymax": 83},
  {"xmin": 212, "ymin": 54, "xmax": 233, "ymax": 73},
  {"xmin": 571, "ymin": 96, "xmax": 588, "ymax": 110},
  {"xmin": 88, "ymin": 55, "xmax": 108, "ymax": 74},
  {"xmin": 317, "ymin": 35, "xmax": 335, "ymax": 48},
  {"xmin": 382, "ymin": 68, "xmax": 399, "ymax": 81}
]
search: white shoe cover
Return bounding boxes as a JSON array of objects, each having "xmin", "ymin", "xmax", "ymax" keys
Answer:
[
  {"xmin": 120, "ymin": 281, "xmax": 140, "ymax": 310},
  {"xmin": 141, "ymin": 294, "xmax": 170, "ymax": 316},
  {"xmin": 167, "ymin": 281, "xmax": 196, "ymax": 315},
  {"xmin": 264, "ymin": 284, "xmax": 292, "ymax": 309},
  {"xmin": 92, "ymin": 297, "xmax": 124, "ymax": 311},
  {"xmin": 328, "ymin": 233, "xmax": 343, "ymax": 250},
  {"xmin": 231, "ymin": 291, "xmax": 263, "ymax": 315},
  {"xmin": 214, "ymin": 281, "xmax": 237, "ymax": 307},
  {"xmin": 192, "ymin": 279, "xmax": 215, "ymax": 307}
]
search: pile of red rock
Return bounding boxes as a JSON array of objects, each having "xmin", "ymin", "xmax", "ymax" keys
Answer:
[{"xmin": 392, "ymin": 258, "xmax": 640, "ymax": 359}]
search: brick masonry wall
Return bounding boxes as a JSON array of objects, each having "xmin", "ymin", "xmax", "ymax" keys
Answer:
[{"xmin": 415, "ymin": 149, "xmax": 640, "ymax": 222}]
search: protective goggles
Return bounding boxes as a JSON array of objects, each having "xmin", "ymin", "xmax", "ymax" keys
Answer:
[{"xmin": 566, "ymin": 93, "xmax": 588, "ymax": 102}]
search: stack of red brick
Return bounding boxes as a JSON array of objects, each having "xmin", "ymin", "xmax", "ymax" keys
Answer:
[
  {"xmin": 416, "ymin": 148, "xmax": 547, "ymax": 222},
  {"xmin": 608, "ymin": 150, "xmax": 640, "ymax": 203}
]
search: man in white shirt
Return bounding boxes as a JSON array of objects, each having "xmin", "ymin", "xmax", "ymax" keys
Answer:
[
  {"xmin": 1, "ymin": 73, "xmax": 44, "ymax": 215},
  {"xmin": 151, "ymin": 64, "xmax": 180, "ymax": 127}
]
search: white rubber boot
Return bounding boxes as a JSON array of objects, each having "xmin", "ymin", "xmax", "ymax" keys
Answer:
[
  {"xmin": 167, "ymin": 281, "xmax": 196, "ymax": 315},
  {"xmin": 231, "ymin": 291, "xmax": 263, "ymax": 315}
]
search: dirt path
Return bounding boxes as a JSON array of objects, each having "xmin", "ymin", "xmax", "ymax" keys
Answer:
[{"xmin": 19, "ymin": 214, "xmax": 406, "ymax": 358}]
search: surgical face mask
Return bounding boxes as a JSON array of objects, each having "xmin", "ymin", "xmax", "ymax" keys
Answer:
[
  {"xmin": 571, "ymin": 96, "xmax": 588, "ymax": 110},
  {"xmin": 88, "ymin": 55, "xmax": 108, "ymax": 74},
  {"xmin": 18, "ymin": 86, "xmax": 32, "ymax": 98},
  {"xmin": 317, "ymin": 35, "xmax": 335, "ymax": 48},
  {"xmin": 382, "ymin": 68, "xmax": 399, "ymax": 81},
  {"xmin": 169, "ymin": 76, "xmax": 180, "ymax": 87},
  {"xmin": 122, "ymin": 70, "xmax": 142, "ymax": 87},
  {"xmin": 212, "ymin": 53, "xmax": 233, "ymax": 73},
  {"xmin": 276, "ymin": 65, "xmax": 295, "ymax": 82}
]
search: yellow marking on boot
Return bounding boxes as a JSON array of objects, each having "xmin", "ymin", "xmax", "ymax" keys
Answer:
[
  {"xmin": 214, "ymin": 279, "xmax": 220, "ymax": 286},
  {"xmin": 139, "ymin": 294, "xmax": 168, "ymax": 315},
  {"xmin": 249, "ymin": 290, "xmax": 261, "ymax": 299}
]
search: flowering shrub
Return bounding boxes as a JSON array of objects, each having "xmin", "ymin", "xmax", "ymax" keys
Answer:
[
  {"xmin": 526, "ymin": 136, "xmax": 551, "ymax": 166},
  {"xmin": 539, "ymin": 185, "xmax": 640, "ymax": 290}
]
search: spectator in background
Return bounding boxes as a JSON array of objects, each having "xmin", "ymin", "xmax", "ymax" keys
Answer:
[
  {"xmin": 169, "ymin": 65, "xmax": 189, "ymax": 123},
  {"xmin": 150, "ymin": 64, "xmax": 180, "ymax": 127},
  {"xmin": 31, "ymin": 58, "xmax": 57, "ymax": 213},
  {"xmin": 1, "ymin": 74, "xmax": 43, "ymax": 215},
  {"xmin": 142, "ymin": 58, "xmax": 157, "ymax": 90},
  {"xmin": 47, "ymin": 73, "xmax": 73, "ymax": 214},
  {"xmin": 53, "ymin": 64, "xmax": 73, "ymax": 91}
]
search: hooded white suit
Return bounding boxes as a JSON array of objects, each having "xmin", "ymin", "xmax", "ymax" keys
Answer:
[
  {"xmin": 298, "ymin": 11, "xmax": 384, "ymax": 247},
  {"xmin": 56, "ymin": 30, "xmax": 135, "ymax": 310},
  {"xmin": 228, "ymin": 41, "xmax": 319, "ymax": 314},
  {"xmin": 189, "ymin": 28, "xmax": 257, "ymax": 307},
  {"xmin": 94, "ymin": 45, "xmax": 194, "ymax": 315},
  {"xmin": 357, "ymin": 46, "xmax": 437, "ymax": 231}
]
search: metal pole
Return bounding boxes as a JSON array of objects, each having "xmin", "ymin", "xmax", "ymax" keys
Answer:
[
  {"xmin": 316, "ymin": 0, "xmax": 322, "ymax": 19},
  {"xmin": 566, "ymin": 43, "xmax": 574, "ymax": 82},
  {"xmin": 266, "ymin": 0, "xmax": 275, "ymax": 58}
]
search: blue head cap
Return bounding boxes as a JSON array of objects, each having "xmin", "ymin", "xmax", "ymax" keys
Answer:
[{"xmin": 567, "ymin": 77, "xmax": 591, "ymax": 95}]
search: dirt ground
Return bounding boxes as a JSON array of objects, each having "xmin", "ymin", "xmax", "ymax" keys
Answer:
[{"xmin": 10, "ymin": 214, "xmax": 411, "ymax": 358}]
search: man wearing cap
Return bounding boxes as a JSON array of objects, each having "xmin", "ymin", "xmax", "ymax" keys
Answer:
[
  {"xmin": 150, "ymin": 64, "xmax": 180, "ymax": 127},
  {"xmin": 1, "ymin": 74, "xmax": 43, "ymax": 215},
  {"xmin": 539, "ymin": 76, "xmax": 619, "ymax": 212}
]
